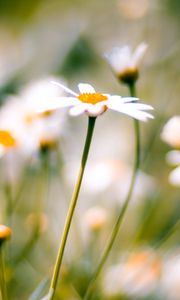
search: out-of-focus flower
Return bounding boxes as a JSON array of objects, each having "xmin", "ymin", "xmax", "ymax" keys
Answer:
[
  {"xmin": 0, "ymin": 77, "xmax": 66, "ymax": 157},
  {"xmin": 160, "ymin": 253, "xmax": 180, "ymax": 300},
  {"xmin": 105, "ymin": 43, "xmax": 148, "ymax": 84},
  {"xmin": 103, "ymin": 249, "xmax": 162, "ymax": 298},
  {"xmin": 52, "ymin": 82, "xmax": 153, "ymax": 120},
  {"xmin": 83, "ymin": 206, "xmax": 108, "ymax": 231},
  {"xmin": 0, "ymin": 225, "xmax": 12, "ymax": 245},
  {"xmin": 161, "ymin": 116, "xmax": 180, "ymax": 148}
]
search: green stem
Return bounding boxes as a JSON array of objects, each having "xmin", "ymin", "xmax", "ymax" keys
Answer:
[
  {"xmin": 46, "ymin": 117, "xmax": 96, "ymax": 300},
  {"xmin": 0, "ymin": 246, "xmax": 7, "ymax": 300},
  {"xmin": 83, "ymin": 83, "xmax": 140, "ymax": 300}
]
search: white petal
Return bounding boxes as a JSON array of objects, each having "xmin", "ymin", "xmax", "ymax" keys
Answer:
[
  {"xmin": 37, "ymin": 97, "xmax": 80, "ymax": 112},
  {"xmin": 105, "ymin": 46, "xmax": 132, "ymax": 73},
  {"xmin": 107, "ymin": 103, "xmax": 154, "ymax": 121},
  {"xmin": 51, "ymin": 81, "xmax": 78, "ymax": 96},
  {"xmin": 78, "ymin": 83, "xmax": 96, "ymax": 94},
  {"xmin": 107, "ymin": 96, "xmax": 138, "ymax": 105},
  {"xmin": 69, "ymin": 104, "xmax": 89, "ymax": 116},
  {"xmin": 131, "ymin": 43, "xmax": 148, "ymax": 66},
  {"xmin": 86, "ymin": 104, "xmax": 107, "ymax": 117},
  {"xmin": 124, "ymin": 103, "xmax": 154, "ymax": 111}
]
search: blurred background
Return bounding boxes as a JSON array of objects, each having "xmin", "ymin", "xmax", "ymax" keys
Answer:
[{"xmin": 0, "ymin": 0, "xmax": 179, "ymax": 299}]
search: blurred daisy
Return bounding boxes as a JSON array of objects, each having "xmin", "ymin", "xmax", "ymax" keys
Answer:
[
  {"xmin": 105, "ymin": 43, "xmax": 148, "ymax": 84},
  {"xmin": 0, "ymin": 77, "xmax": 66, "ymax": 157},
  {"xmin": 161, "ymin": 116, "xmax": 180, "ymax": 148},
  {"xmin": 52, "ymin": 81, "xmax": 153, "ymax": 120},
  {"xmin": 103, "ymin": 249, "xmax": 162, "ymax": 298}
]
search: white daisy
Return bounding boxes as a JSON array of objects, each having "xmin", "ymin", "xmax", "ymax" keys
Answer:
[
  {"xmin": 105, "ymin": 42, "xmax": 148, "ymax": 74},
  {"xmin": 52, "ymin": 81, "xmax": 154, "ymax": 121},
  {"xmin": 105, "ymin": 43, "xmax": 148, "ymax": 83}
]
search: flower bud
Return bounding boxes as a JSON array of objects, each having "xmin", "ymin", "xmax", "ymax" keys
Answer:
[{"xmin": 0, "ymin": 225, "xmax": 12, "ymax": 245}]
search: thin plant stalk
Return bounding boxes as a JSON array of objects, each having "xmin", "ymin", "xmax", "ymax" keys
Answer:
[
  {"xmin": 0, "ymin": 246, "xmax": 7, "ymax": 300},
  {"xmin": 56, "ymin": 147, "xmax": 82, "ymax": 256},
  {"xmin": 83, "ymin": 83, "xmax": 140, "ymax": 300},
  {"xmin": 45, "ymin": 117, "xmax": 96, "ymax": 300}
]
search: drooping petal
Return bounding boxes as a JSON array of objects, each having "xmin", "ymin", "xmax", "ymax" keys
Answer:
[
  {"xmin": 78, "ymin": 83, "xmax": 96, "ymax": 94},
  {"xmin": 69, "ymin": 104, "xmax": 90, "ymax": 116},
  {"xmin": 36, "ymin": 97, "xmax": 80, "ymax": 113},
  {"xmin": 86, "ymin": 103, "xmax": 107, "ymax": 117},
  {"xmin": 107, "ymin": 102, "xmax": 154, "ymax": 121},
  {"xmin": 51, "ymin": 81, "xmax": 78, "ymax": 96}
]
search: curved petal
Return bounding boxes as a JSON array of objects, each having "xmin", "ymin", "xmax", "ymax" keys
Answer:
[
  {"xmin": 69, "ymin": 104, "xmax": 90, "ymax": 116},
  {"xmin": 37, "ymin": 97, "xmax": 80, "ymax": 112},
  {"xmin": 78, "ymin": 83, "xmax": 96, "ymax": 94},
  {"xmin": 107, "ymin": 102, "xmax": 154, "ymax": 121},
  {"xmin": 86, "ymin": 103, "xmax": 107, "ymax": 117}
]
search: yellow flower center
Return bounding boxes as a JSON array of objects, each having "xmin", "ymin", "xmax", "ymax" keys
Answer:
[
  {"xmin": 78, "ymin": 93, "xmax": 108, "ymax": 105},
  {"xmin": 0, "ymin": 130, "xmax": 16, "ymax": 148}
]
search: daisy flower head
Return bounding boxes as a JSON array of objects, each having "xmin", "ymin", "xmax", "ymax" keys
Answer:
[
  {"xmin": 105, "ymin": 42, "xmax": 148, "ymax": 85},
  {"xmin": 0, "ymin": 224, "xmax": 12, "ymax": 245},
  {"xmin": 52, "ymin": 81, "xmax": 154, "ymax": 121}
]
